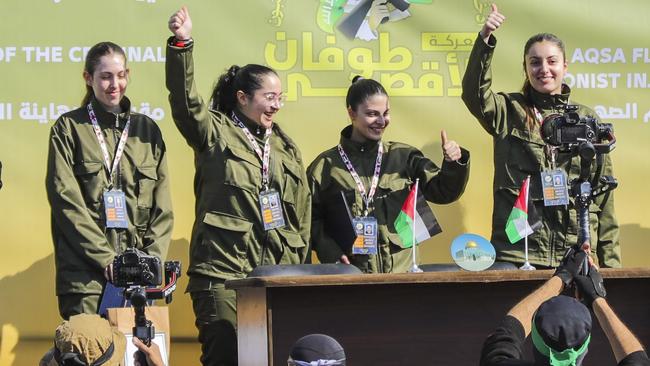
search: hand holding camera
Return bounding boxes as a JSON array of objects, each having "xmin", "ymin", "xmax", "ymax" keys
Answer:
[
  {"xmin": 574, "ymin": 266, "xmax": 607, "ymax": 308},
  {"xmin": 554, "ymin": 245, "xmax": 588, "ymax": 288}
]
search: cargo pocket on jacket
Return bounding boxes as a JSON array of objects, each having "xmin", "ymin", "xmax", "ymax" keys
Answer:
[
  {"xmin": 201, "ymin": 212, "xmax": 254, "ymax": 272},
  {"xmin": 223, "ymin": 145, "xmax": 261, "ymax": 194},
  {"xmin": 134, "ymin": 165, "xmax": 158, "ymax": 228},
  {"xmin": 506, "ymin": 128, "xmax": 545, "ymax": 199},
  {"xmin": 73, "ymin": 161, "xmax": 104, "ymax": 209},
  {"xmin": 280, "ymin": 160, "xmax": 305, "ymax": 224},
  {"xmin": 276, "ymin": 228, "xmax": 307, "ymax": 264},
  {"xmin": 377, "ymin": 178, "xmax": 409, "ymax": 230},
  {"xmin": 136, "ymin": 165, "xmax": 158, "ymax": 208}
]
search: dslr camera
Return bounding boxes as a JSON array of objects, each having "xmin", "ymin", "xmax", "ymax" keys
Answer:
[
  {"xmin": 541, "ymin": 105, "xmax": 615, "ymax": 153},
  {"xmin": 110, "ymin": 247, "xmax": 181, "ymax": 352},
  {"xmin": 112, "ymin": 247, "xmax": 162, "ymax": 287}
]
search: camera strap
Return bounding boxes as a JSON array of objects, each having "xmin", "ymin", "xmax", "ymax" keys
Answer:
[
  {"xmin": 591, "ymin": 153, "xmax": 604, "ymax": 188},
  {"xmin": 544, "ymin": 145, "xmax": 558, "ymax": 170}
]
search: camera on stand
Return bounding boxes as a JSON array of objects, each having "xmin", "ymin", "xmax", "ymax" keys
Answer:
[
  {"xmin": 112, "ymin": 248, "xmax": 181, "ymax": 361},
  {"xmin": 540, "ymin": 104, "xmax": 618, "ymax": 272},
  {"xmin": 541, "ymin": 104, "xmax": 616, "ymax": 154}
]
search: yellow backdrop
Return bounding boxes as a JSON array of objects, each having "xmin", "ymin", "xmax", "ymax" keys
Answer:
[{"xmin": 1, "ymin": 0, "xmax": 649, "ymax": 363}]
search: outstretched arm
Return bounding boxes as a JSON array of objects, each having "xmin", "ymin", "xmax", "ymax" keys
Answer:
[
  {"xmin": 460, "ymin": 3, "xmax": 509, "ymax": 136},
  {"xmin": 593, "ymin": 298, "xmax": 647, "ymax": 363},
  {"xmin": 575, "ymin": 265, "xmax": 648, "ymax": 364},
  {"xmin": 507, "ymin": 276, "xmax": 564, "ymax": 336},
  {"xmin": 166, "ymin": 6, "xmax": 217, "ymax": 152}
]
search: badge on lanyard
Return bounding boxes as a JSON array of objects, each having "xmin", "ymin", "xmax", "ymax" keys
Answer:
[
  {"xmin": 351, "ymin": 216, "xmax": 378, "ymax": 255},
  {"xmin": 103, "ymin": 189, "xmax": 129, "ymax": 228},
  {"xmin": 260, "ymin": 189, "xmax": 285, "ymax": 230},
  {"xmin": 541, "ymin": 169, "xmax": 569, "ymax": 206}
]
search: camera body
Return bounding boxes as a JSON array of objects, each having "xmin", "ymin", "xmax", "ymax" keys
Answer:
[
  {"xmin": 112, "ymin": 247, "xmax": 162, "ymax": 287},
  {"xmin": 541, "ymin": 105, "xmax": 614, "ymax": 150}
]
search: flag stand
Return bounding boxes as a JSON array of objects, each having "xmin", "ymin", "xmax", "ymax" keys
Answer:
[
  {"xmin": 408, "ymin": 241, "xmax": 423, "ymax": 273},
  {"xmin": 408, "ymin": 179, "xmax": 423, "ymax": 273},
  {"xmin": 519, "ymin": 235, "xmax": 536, "ymax": 270}
]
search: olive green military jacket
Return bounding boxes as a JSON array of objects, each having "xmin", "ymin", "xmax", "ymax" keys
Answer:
[
  {"xmin": 165, "ymin": 42, "xmax": 311, "ymax": 289},
  {"xmin": 461, "ymin": 34, "xmax": 621, "ymax": 268},
  {"xmin": 46, "ymin": 97, "xmax": 173, "ymax": 295},
  {"xmin": 307, "ymin": 126, "xmax": 470, "ymax": 273}
]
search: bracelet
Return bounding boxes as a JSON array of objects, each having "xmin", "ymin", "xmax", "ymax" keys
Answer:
[{"xmin": 171, "ymin": 37, "xmax": 193, "ymax": 48}]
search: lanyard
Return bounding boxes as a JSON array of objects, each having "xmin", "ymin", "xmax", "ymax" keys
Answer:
[
  {"xmin": 337, "ymin": 143, "xmax": 383, "ymax": 216},
  {"xmin": 87, "ymin": 103, "xmax": 130, "ymax": 185},
  {"xmin": 232, "ymin": 112, "xmax": 273, "ymax": 190}
]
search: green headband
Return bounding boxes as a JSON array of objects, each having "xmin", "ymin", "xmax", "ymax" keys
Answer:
[{"xmin": 531, "ymin": 320, "xmax": 590, "ymax": 366}]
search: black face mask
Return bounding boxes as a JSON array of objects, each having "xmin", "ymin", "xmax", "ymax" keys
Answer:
[{"xmin": 53, "ymin": 342, "xmax": 114, "ymax": 366}]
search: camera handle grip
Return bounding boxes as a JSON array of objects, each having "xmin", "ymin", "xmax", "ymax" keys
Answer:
[
  {"xmin": 572, "ymin": 180, "xmax": 592, "ymax": 276},
  {"xmin": 134, "ymin": 350, "xmax": 148, "ymax": 365}
]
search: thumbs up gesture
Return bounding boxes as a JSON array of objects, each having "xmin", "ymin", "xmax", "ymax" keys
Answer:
[
  {"xmin": 441, "ymin": 130, "xmax": 462, "ymax": 162},
  {"xmin": 480, "ymin": 3, "xmax": 506, "ymax": 43}
]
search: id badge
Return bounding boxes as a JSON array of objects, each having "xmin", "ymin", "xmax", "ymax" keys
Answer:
[
  {"xmin": 541, "ymin": 169, "xmax": 569, "ymax": 206},
  {"xmin": 103, "ymin": 189, "xmax": 129, "ymax": 228},
  {"xmin": 351, "ymin": 216, "xmax": 378, "ymax": 255},
  {"xmin": 259, "ymin": 189, "xmax": 285, "ymax": 230}
]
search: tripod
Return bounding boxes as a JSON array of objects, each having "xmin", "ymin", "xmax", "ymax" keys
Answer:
[
  {"xmin": 570, "ymin": 141, "xmax": 617, "ymax": 273},
  {"xmin": 123, "ymin": 261, "xmax": 181, "ymax": 364}
]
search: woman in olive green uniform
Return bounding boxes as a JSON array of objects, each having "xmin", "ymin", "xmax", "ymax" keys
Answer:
[
  {"xmin": 461, "ymin": 4, "xmax": 620, "ymax": 268},
  {"xmin": 167, "ymin": 7, "xmax": 311, "ymax": 365},
  {"xmin": 308, "ymin": 77, "xmax": 470, "ymax": 273},
  {"xmin": 46, "ymin": 42, "xmax": 173, "ymax": 320}
]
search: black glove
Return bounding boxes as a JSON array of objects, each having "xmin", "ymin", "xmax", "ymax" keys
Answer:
[
  {"xmin": 574, "ymin": 266, "xmax": 607, "ymax": 308},
  {"xmin": 554, "ymin": 246, "xmax": 587, "ymax": 288}
]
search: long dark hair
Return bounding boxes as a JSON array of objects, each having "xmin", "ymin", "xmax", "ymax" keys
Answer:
[
  {"xmin": 210, "ymin": 64, "xmax": 278, "ymax": 115},
  {"xmin": 81, "ymin": 42, "xmax": 127, "ymax": 106},
  {"xmin": 345, "ymin": 75, "xmax": 388, "ymax": 112},
  {"xmin": 521, "ymin": 33, "xmax": 566, "ymax": 130}
]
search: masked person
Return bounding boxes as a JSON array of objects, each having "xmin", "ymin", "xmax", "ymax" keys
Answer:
[
  {"xmin": 166, "ymin": 7, "xmax": 311, "ymax": 365},
  {"xmin": 308, "ymin": 76, "xmax": 469, "ymax": 273},
  {"xmin": 480, "ymin": 247, "xmax": 650, "ymax": 366},
  {"xmin": 46, "ymin": 41, "xmax": 173, "ymax": 320},
  {"xmin": 461, "ymin": 4, "xmax": 620, "ymax": 268}
]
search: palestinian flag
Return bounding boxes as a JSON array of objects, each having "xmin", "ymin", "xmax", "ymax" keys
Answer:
[
  {"xmin": 505, "ymin": 176, "xmax": 542, "ymax": 244},
  {"xmin": 394, "ymin": 182, "xmax": 442, "ymax": 248}
]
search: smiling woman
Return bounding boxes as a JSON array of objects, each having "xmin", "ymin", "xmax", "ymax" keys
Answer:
[
  {"xmin": 307, "ymin": 76, "xmax": 470, "ymax": 274},
  {"xmin": 83, "ymin": 48, "xmax": 129, "ymax": 113},
  {"xmin": 45, "ymin": 41, "xmax": 173, "ymax": 321},
  {"xmin": 165, "ymin": 6, "xmax": 311, "ymax": 365},
  {"xmin": 461, "ymin": 4, "xmax": 621, "ymax": 269}
]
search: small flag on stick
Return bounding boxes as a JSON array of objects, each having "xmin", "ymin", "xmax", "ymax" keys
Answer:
[
  {"xmin": 394, "ymin": 182, "xmax": 442, "ymax": 248},
  {"xmin": 505, "ymin": 176, "xmax": 542, "ymax": 244}
]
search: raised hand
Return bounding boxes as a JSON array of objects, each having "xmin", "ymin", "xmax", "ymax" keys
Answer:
[
  {"xmin": 441, "ymin": 130, "xmax": 462, "ymax": 162},
  {"xmin": 168, "ymin": 6, "xmax": 193, "ymax": 41},
  {"xmin": 480, "ymin": 3, "xmax": 505, "ymax": 44},
  {"xmin": 368, "ymin": 0, "xmax": 390, "ymax": 33}
]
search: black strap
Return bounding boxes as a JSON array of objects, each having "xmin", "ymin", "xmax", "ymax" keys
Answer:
[{"xmin": 53, "ymin": 341, "xmax": 115, "ymax": 366}]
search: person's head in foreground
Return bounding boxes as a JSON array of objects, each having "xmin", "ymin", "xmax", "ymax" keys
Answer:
[
  {"xmin": 41, "ymin": 313, "xmax": 126, "ymax": 366},
  {"xmin": 288, "ymin": 333, "xmax": 346, "ymax": 366},
  {"xmin": 532, "ymin": 295, "xmax": 592, "ymax": 366}
]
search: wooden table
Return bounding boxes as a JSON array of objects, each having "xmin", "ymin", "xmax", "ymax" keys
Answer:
[{"xmin": 226, "ymin": 268, "xmax": 650, "ymax": 365}]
